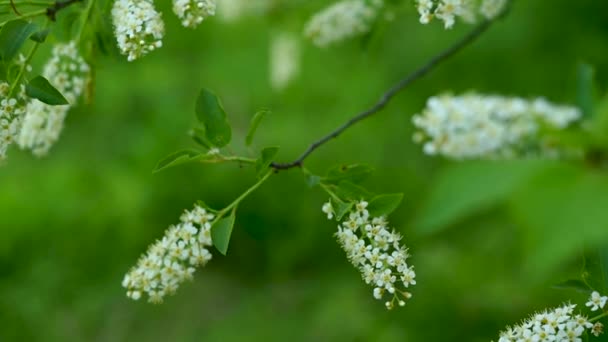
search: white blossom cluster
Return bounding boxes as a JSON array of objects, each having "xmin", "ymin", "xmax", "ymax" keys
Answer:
[
  {"xmin": 112, "ymin": 0, "xmax": 165, "ymax": 61},
  {"xmin": 416, "ymin": 0, "xmax": 507, "ymax": 29},
  {"xmin": 0, "ymin": 82, "xmax": 27, "ymax": 161},
  {"xmin": 323, "ymin": 200, "xmax": 416, "ymax": 309},
  {"xmin": 269, "ymin": 32, "xmax": 300, "ymax": 91},
  {"xmin": 412, "ymin": 93, "xmax": 582, "ymax": 159},
  {"xmin": 497, "ymin": 304, "xmax": 603, "ymax": 341},
  {"xmin": 586, "ymin": 291, "xmax": 608, "ymax": 312},
  {"xmin": 122, "ymin": 204, "xmax": 215, "ymax": 303},
  {"xmin": 172, "ymin": 0, "xmax": 216, "ymax": 28},
  {"xmin": 304, "ymin": 0, "xmax": 384, "ymax": 47},
  {"xmin": 18, "ymin": 42, "xmax": 90, "ymax": 156}
]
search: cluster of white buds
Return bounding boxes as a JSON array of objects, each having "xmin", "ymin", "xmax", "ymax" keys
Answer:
[
  {"xmin": 0, "ymin": 81, "xmax": 28, "ymax": 161},
  {"xmin": 416, "ymin": 0, "xmax": 507, "ymax": 29},
  {"xmin": 172, "ymin": 0, "xmax": 216, "ymax": 28},
  {"xmin": 412, "ymin": 93, "xmax": 581, "ymax": 160},
  {"xmin": 18, "ymin": 42, "xmax": 90, "ymax": 156},
  {"xmin": 304, "ymin": 0, "xmax": 384, "ymax": 47},
  {"xmin": 111, "ymin": 0, "xmax": 165, "ymax": 61},
  {"xmin": 323, "ymin": 200, "xmax": 415, "ymax": 309},
  {"xmin": 497, "ymin": 304, "xmax": 603, "ymax": 341},
  {"xmin": 122, "ymin": 204, "xmax": 215, "ymax": 303},
  {"xmin": 269, "ymin": 32, "xmax": 300, "ymax": 91}
]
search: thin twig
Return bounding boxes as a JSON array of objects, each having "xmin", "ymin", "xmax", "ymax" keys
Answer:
[
  {"xmin": 46, "ymin": 0, "xmax": 82, "ymax": 21},
  {"xmin": 271, "ymin": 18, "xmax": 500, "ymax": 171}
]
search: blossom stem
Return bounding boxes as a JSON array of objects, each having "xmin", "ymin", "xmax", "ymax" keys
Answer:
[
  {"xmin": 590, "ymin": 311, "xmax": 608, "ymax": 322},
  {"xmin": 216, "ymin": 170, "xmax": 273, "ymax": 218}
]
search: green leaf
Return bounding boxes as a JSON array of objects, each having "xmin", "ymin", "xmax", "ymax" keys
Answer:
[
  {"xmin": 26, "ymin": 76, "xmax": 69, "ymax": 105},
  {"xmin": 367, "ymin": 193, "xmax": 403, "ymax": 217},
  {"xmin": 255, "ymin": 147, "xmax": 278, "ymax": 178},
  {"xmin": 414, "ymin": 160, "xmax": 548, "ymax": 235},
  {"xmin": 30, "ymin": 29, "xmax": 50, "ymax": 43},
  {"xmin": 552, "ymin": 279, "xmax": 591, "ymax": 293},
  {"xmin": 153, "ymin": 149, "xmax": 209, "ymax": 173},
  {"xmin": 576, "ymin": 63, "xmax": 596, "ymax": 118},
  {"xmin": 0, "ymin": 19, "xmax": 38, "ymax": 62},
  {"xmin": 211, "ymin": 210, "xmax": 236, "ymax": 255},
  {"xmin": 303, "ymin": 168, "xmax": 321, "ymax": 188},
  {"xmin": 332, "ymin": 181, "xmax": 374, "ymax": 201},
  {"xmin": 324, "ymin": 164, "xmax": 374, "ymax": 185},
  {"xmin": 189, "ymin": 127, "xmax": 212, "ymax": 150},
  {"xmin": 245, "ymin": 109, "xmax": 270, "ymax": 146},
  {"xmin": 331, "ymin": 198, "xmax": 353, "ymax": 221},
  {"xmin": 195, "ymin": 88, "xmax": 232, "ymax": 148}
]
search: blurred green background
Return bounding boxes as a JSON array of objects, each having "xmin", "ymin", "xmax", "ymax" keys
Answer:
[{"xmin": 1, "ymin": 0, "xmax": 608, "ymax": 341}]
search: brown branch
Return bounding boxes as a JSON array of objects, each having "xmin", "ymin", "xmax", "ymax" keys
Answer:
[
  {"xmin": 46, "ymin": 0, "xmax": 83, "ymax": 21},
  {"xmin": 271, "ymin": 15, "xmax": 506, "ymax": 171}
]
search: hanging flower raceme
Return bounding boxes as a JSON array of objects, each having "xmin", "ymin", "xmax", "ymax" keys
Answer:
[
  {"xmin": 304, "ymin": 0, "xmax": 384, "ymax": 47},
  {"xmin": 111, "ymin": 0, "xmax": 165, "ymax": 61},
  {"xmin": 416, "ymin": 0, "xmax": 508, "ymax": 29},
  {"xmin": 172, "ymin": 0, "xmax": 216, "ymax": 28},
  {"xmin": 122, "ymin": 204, "xmax": 215, "ymax": 303},
  {"xmin": 496, "ymin": 303, "xmax": 604, "ymax": 341},
  {"xmin": 18, "ymin": 42, "xmax": 90, "ymax": 156},
  {"xmin": 323, "ymin": 200, "xmax": 415, "ymax": 309},
  {"xmin": 269, "ymin": 32, "xmax": 300, "ymax": 91},
  {"xmin": 412, "ymin": 93, "xmax": 582, "ymax": 160},
  {"xmin": 0, "ymin": 81, "xmax": 27, "ymax": 161}
]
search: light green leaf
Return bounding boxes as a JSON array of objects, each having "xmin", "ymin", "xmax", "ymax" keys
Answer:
[
  {"xmin": 552, "ymin": 279, "xmax": 591, "ymax": 293},
  {"xmin": 367, "ymin": 193, "xmax": 403, "ymax": 218},
  {"xmin": 303, "ymin": 168, "xmax": 321, "ymax": 188},
  {"xmin": 245, "ymin": 109, "xmax": 270, "ymax": 146},
  {"xmin": 211, "ymin": 210, "xmax": 236, "ymax": 255},
  {"xmin": 0, "ymin": 19, "xmax": 38, "ymax": 62},
  {"xmin": 255, "ymin": 146, "xmax": 278, "ymax": 178},
  {"xmin": 324, "ymin": 164, "xmax": 374, "ymax": 185},
  {"xmin": 195, "ymin": 88, "xmax": 232, "ymax": 148},
  {"xmin": 331, "ymin": 181, "xmax": 373, "ymax": 202},
  {"xmin": 414, "ymin": 160, "xmax": 548, "ymax": 235},
  {"xmin": 189, "ymin": 127, "xmax": 212, "ymax": 150},
  {"xmin": 577, "ymin": 63, "xmax": 596, "ymax": 118},
  {"xmin": 331, "ymin": 198, "xmax": 353, "ymax": 221},
  {"xmin": 153, "ymin": 149, "xmax": 209, "ymax": 173},
  {"xmin": 26, "ymin": 76, "xmax": 69, "ymax": 105}
]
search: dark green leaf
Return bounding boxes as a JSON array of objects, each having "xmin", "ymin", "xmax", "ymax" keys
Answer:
[
  {"xmin": 30, "ymin": 29, "xmax": 50, "ymax": 43},
  {"xmin": 245, "ymin": 109, "xmax": 269, "ymax": 146},
  {"xmin": 332, "ymin": 198, "xmax": 353, "ymax": 221},
  {"xmin": 0, "ymin": 19, "xmax": 38, "ymax": 62},
  {"xmin": 153, "ymin": 149, "xmax": 209, "ymax": 173},
  {"xmin": 552, "ymin": 279, "xmax": 591, "ymax": 293},
  {"xmin": 211, "ymin": 210, "xmax": 236, "ymax": 255},
  {"xmin": 577, "ymin": 63, "xmax": 596, "ymax": 118},
  {"xmin": 195, "ymin": 88, "xmax": 232, "ymax": 147},
  {"xmin": 367, "ymin": 193, "xmax": 404, "ymax": 217},
  {"xmin": 26, "ymin": 76, "xmax": 69, "ymax": 105},
  {"xmin": 332, "ymin": 181, "xmax": 374, "ymax": 201},
  {"xmin": 324, "ymin": 164, "xmax": 374, "ymax": 184},
  {"xmin": 189, "ymin": 127, "xmax": 212, "ymax": 149},
  {"xmin": 256, "ymin": 147, "xmax": 278, "ymax": 178}
]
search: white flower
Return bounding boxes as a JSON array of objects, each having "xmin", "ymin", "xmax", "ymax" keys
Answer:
[
  {"xmin": 480, "ymin": 0, "xmax": 508, "ymax": 19},
  {"xmin": 0, "ymin": 79, "xmax": 28, "ymax": 162},
  {"xmin": 326, "ymin": 199, "xmax": 415, "ymax": 309},
  {"xmin": 497, "ymin": 304, "xmax": 594, "ymax": 342},
  {"xmin": 112, "ymin": 0, "xmax": 165, "ymax": 61},
  {"xmin": 122, "ymin": 203, "xmax": 215, "ymax": 303},
  {"xmin": 322, "ymin": 201, "xmax": 334, "ymax": 220},
  {"xmin": 304, "ymin": 0, "xmax": 384, "ymax": 47},
  {"xmin": 18, "ymin": 42, "xmax": 90, "ymax": 156},
  {"xmin": 269, "ymin": 32, "xmax": 300, "ymax": 91},
  {"xmin": 172, "ymin": 0, "xmax": 216, "ymax": 28},
  {"xmin": 415, "ymin": 0, "xmax": 507, "ymax": 28},
  {"xmin": 586, "ymin": 291, "xmax": 608, "ymax": 311},
  {"xmin": 412, "ymin": 93, "xmax": 581, "ymax": 160}
]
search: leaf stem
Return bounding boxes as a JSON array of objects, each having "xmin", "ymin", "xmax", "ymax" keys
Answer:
[
  {"xmin": 75, "ymin": 0, "xmax": 93, "ymax": 42},
  {"xmin": 216, "ymin": 170, "xmax": 273, "ymax": 218},
  {"xmin": 590, "ymin": 311, "xmax": 608, "ymax": 322},
  {"xmin": 9, "ymin": 39, "xmax": 40, "ymax": 97}
]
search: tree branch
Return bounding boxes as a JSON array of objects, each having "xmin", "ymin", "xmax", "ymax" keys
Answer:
[
  {"xmin": 46, "ymin": 0, "xmax": 83, "ymax": 21},
  {"xmin": 271, "ymin": 17, "xmax": 503, "ymax": 171}
]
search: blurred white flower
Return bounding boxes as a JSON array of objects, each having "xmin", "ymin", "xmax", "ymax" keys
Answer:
[
  {"xmin": 0, "ymin": 78, "xmax": 28, "ymax": 162},
  {"xmin": 122, "ymin": 204, "xmax": 215, "ymax": 303},
  {"xmin": 304, "ymin": 0, "xmax": 384, "ymax": 47},
  {"xmin": 416, "ymin": 0, "xmax": 507, "ymax": 28},
  {"xmin": 497, "ymin": 304, "xmax": 594, "ymax": 342},
  {"xmin": 326, "ymin": 199, "xmax": 414, "ymax": 308},
  {"xmin": 586, "ymin": 291, "xmax": 608, "ymax": 312},
  {"xmin": 172, "ymin": 0, "xmax": 216, "ymax": 28},
  {"xmin": 270, "ymin": 32, "xmax": 300, "ymax": 91},
  {"xmin": 18, "ymin": 42, "xmax": 90, "ymax": 157},
  {"xmin": 412, "ymin": 93, "xmax": 581, "ymax": 159},
  {"xmin": 112, "ymin": 0, "xmax": 165, "ymax": 61}
]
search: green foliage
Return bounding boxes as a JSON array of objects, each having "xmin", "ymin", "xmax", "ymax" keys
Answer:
[
  {"xmin": 25, "ymin": 76, "xmax": 69, "ymax": 105},
  {"xmin": 195, "ymin": 88, "xmax": 232, "ymax": 148},
  {"xmin": 367, "ymin": 193, "xmax": 403, "ymax": 217},
  {"xmin": 553, "ymin": 279, "xmax": 592, "ymax": 293},
  {"xmin": 211, "ymin": 209, "xmax": 236, "ymax": 255},
  {"xmin": 324, "ymin": 164, "xmax": 374, "ymax": 185},
  {"xmin": 153, "ymin": 149, "xmax": 209, "ymax": 173},
  {"xmin": 255, "ymin": 147, "xmax": 279, "ymax": 178},
  {"xmin": 577, "ymin": 63, "xmax": 597, "ymax": 118},
  {"xmin": 0, "ymin": 19, "xmax": 38, "ymax": 62},
  {"xmin": 30, "ymin": 29, "xmax": 50, "ymax": 43},
  {"xmin": 245, "ymin": 109, "xmax": 270, "ymax": 146}
]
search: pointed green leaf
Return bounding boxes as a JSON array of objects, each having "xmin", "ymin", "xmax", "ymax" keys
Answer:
[
  {"xmin": 245, "ymin": 109, "xmax": 270, "ymax": 146},
  {"xmin": 332, "ymin": 181, "xmax": 374, "ymax": 201},
  {"xmin": 303, "ymin": 169, "xmax": 321, "ymax": 188},
  {"xmin": 211, "ymin": 210, "xmax": 236, "ymax": 255},
  {"xmin": 0, "ymin": 19, "xmax": 38, "ymax": 62},
  {"xmin": 189, "ymin": 127, "xmax": 212, "ymax": 150},
  {"xmin": 26, "ymin": 76, "xmax": 69, "ymax": 105},
  {"xmin": 552, "ymin": 279, "xmax": 591, "ymax": 293},
  {"xmin": 324, "ymin": 164, "xmax": 374, "ymax": 184},
  {"xmin": 331, "ymin": 198, "xmax": 353, "ymax": 221},
  {"xmin": 256, "ymin": 146, "xmax": 279, "ymax": 178},
  {"xmin": 153, "ymin": 149, "xmax": 210, "ymax": 173},
  {"xmin": 195, "ymin": 88, "xmax": 232, "ymax": 147},
  {"xmin": 367, "ymin": 193, "xmax": 403, "ymax": 217},
  {"xmin": 30, "ymin": 29, "xmax": 50, "ymax": 43}
]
